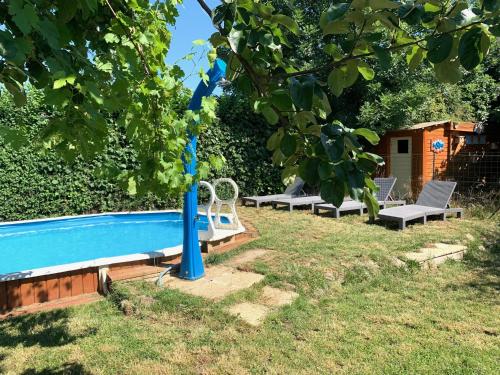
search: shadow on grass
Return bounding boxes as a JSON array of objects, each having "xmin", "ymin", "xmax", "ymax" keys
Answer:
[
  {"xmin": 20, "ymin": 362, "xmax": 92, "ymax": 375},
  {"xmin": 463, "ymin": 230, "xmax": 500, "ymax": 294},
  {"xmin": 0, "ymin": 309, "xmax": 97, "ymax": 348},
  {"xmin": 0, "ymin": 353, "xmax": 6, "ymax": 374}
]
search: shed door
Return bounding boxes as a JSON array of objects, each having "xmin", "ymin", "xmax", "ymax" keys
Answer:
[{"xmin": 390, "ymin": 137, "xmax": 412, "ymax": 197}]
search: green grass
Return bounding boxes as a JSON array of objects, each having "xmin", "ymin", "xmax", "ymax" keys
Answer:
[{"xmin": 1, "ymin": 207, "xmax": 499, "ymax": 374}]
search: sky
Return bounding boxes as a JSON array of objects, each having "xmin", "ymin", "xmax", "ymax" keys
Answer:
[{"xmin": 166, "ymin": 0, "xmax": 221, "ymax": 92}]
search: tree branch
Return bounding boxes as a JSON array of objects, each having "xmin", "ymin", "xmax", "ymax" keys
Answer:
[
  {"xmin": 105, "ymin": 0, "xmax": 152, "ymax": 77},
  {"xmin": 196, "ymin": 0, "xmax": 265, "ymax": 96},
  {"xmin": 196, "ymin": 0, "xmax": 213, "ymax": 18},
  {"xmin": 282, "ymin": 20, "xmax": 485, "ymax": 79}
]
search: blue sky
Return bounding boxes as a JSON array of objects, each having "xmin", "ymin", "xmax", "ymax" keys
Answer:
[{"xmin": 167, "ymin": 0, "xmax": 220, "ymax": 91}]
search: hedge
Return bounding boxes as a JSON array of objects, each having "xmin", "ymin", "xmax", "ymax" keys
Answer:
[{"xmin": 0, "ymin": 90, "xmax": 283, "ymax": 221}]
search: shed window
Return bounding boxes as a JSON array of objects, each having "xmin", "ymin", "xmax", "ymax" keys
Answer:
[{"xmin": 397, "ymin": 139, "xmax": 409, "ymax": 154}]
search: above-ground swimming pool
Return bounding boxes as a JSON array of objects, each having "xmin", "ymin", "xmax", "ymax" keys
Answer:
[{"xmin": 0, "ymin": 211, "xmax": 226, "ymax": 279}]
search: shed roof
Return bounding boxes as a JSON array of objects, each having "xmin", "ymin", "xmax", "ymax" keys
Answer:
[
  {"xmin": 408, "ymin": 120, "xmax": 451, "ymax": 130},
  {"xmin": 393, "ymin": 120, "xmax": 476, "ymax": 132}
]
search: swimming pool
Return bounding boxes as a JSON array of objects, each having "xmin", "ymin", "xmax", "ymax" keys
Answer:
[{"xmin": 0, "ymin": 211, "xmax": 224, "ymax": 279}]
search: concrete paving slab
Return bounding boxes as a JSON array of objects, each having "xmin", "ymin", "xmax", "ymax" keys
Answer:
[
  {"xmin": 163, "ymin": 266, "xmax": 264, "ymax": 300},
  {"xmin": 404, "ymin": 243, "xmax": 467, "ymax": 267},
  {"xmin": 260, "ymin": 286, "xmax": 298, "ymax": 307},
  {"xmin": 228, "ymin": 302, "xmax": 270, "ymax": 326}
]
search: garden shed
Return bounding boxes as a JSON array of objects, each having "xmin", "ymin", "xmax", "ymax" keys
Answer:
[{"xmin": 373, "ymin": 120, "xmax": 485, "ymax": 197}]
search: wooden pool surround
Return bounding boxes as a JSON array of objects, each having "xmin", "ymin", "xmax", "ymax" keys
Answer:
[{"xmin": 0, "ymin": 220, "xmax": 258, "ymax": 317}]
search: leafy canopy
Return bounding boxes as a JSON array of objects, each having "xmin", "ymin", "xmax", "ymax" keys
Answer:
[
  {"xmin": 1, "ymin": 0, "xmax": 220, "ymax": 197},
  {"xmin": 203, "ymin": 0, "xmax": 498, "ymax": 215},
  {"xmin": 1, "ymin": 0, "xmax": 498, "ymax": 216}
]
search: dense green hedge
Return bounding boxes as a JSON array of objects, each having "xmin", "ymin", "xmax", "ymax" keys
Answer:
[
  {"xmin": 200, "ymin": 94, "xmax": 282, "ymax": 196},
  {"xmin": 0, "ymin": 90, "xmax": 180, "ymax": 221},
  {"xmin": 0, "ymin": 90, "xmax": 282, "ymax": 221}
]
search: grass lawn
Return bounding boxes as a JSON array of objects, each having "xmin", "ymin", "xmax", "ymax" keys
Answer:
[{"xmin": 0, "ymin": 207, "xmax": 499, "ymax": 374}]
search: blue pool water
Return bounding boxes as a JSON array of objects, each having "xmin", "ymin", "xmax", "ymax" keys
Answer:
[{"xmin": 0, "ymin": 212, "xmax": 220, "ymax": 275}]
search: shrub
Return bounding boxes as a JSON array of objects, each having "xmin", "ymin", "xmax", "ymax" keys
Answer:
[{"xmin": 0, "ymin": 90, "xmax": 283, "ymax": 221}]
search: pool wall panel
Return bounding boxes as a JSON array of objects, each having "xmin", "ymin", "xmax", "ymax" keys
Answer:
[
  {"xmin": 0, "ymin": 268, "xmax": 99, "ymax": 314},
  {"xmin": 0, "ymin": 282, "xmax": 7, "ymax": 311}
]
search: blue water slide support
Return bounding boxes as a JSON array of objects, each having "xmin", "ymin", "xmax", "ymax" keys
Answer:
[{"xmin": 179, "ymin": 58, "xmax": 227, "ymax": 280}]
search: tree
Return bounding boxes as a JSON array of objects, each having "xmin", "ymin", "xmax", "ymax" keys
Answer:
[{"xmin": 1, "ymin": 0, "xmax": 498, "ymax": 216}]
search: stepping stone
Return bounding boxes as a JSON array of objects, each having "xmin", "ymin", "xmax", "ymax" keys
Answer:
[
  {"xmin": 226, "ymin": 249, "xmax": 273, "ymax": 267},
  {"xmin": 260, "ymin": 286, "xmax": 298, "ymax": 307},
  {"xmin": 404, "ymin": 243, "xmax": 467, "ymax": 269},
  {"xmin": 228, "ymin": 302, "xmax": 270, "ymax": 327},
  {"xmin": 163, "ymin": 266, "xmax": 264, "ymax": 300}
]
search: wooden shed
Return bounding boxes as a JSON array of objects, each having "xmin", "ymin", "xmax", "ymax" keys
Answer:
[{"xmin": 372, "ymin": 120, "xmax": 482, "ymax": 197}]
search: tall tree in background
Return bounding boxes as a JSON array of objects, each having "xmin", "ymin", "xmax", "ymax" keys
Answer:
[
  {"xmin": 1, "ymin": 0, "xmax": 499, "ymax": 215},
  {"xmin": 268, "ymin": 0, "xmax": 499, "ymax": 133}
]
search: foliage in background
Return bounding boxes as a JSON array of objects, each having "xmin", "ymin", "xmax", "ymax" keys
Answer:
[
  {"xmin": 199, "ymin": 94, "xmax": 282, "ymax": 195},
  {"xmin": 1, "ymin": 0, "xmax": 498, "ymax": 219},
  {"xmin": 357, "ymin": 59, "xmax": 499, "ymax": 132},
  {"xmin": 270, "ymin": 0, "xmax": 499, "ymax": 134},
  {"xmin": 205, "ymin": 0, "xmax": 498, "ymax": 216},
  {"xmin": 0, "ymin": 89, "xmax": 281, "ymax": 221},
  {"xmin": 0, "ymin": 0, "xmax": 221, "ymax": 200},
  {"xmin": 0, "ymin": 89, "xmax": 181, "ymax": 221}
]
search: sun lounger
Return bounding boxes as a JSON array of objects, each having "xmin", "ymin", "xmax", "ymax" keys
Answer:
[
  {"xmin": 271, "ymin": 195, "xmax": 324, "ymax": 212},
  {"xmin": 378, "ymin": 180, "xmax": 461, "ymax": 229},
  {"xmin": 313, "ymin": 177, "xmax": 404, "ymax": 217},
  {"xmin": 241, "ymin": 177, "xmax": 304, "ymax": 208}
]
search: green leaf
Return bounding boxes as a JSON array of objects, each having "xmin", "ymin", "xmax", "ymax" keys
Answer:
[
  {"xmin": 328, "ymin": 69, "xmax": 344, "ymax": 97},
  {"xmin": 280, "ymin": 134, "xmax": 297, "ymax": 157},
  {"xmin": 407, "ymin": 46, "xmax": 425, "ymax": 71},
  {"xmin": 352, "ymin": 128, "xmax": 380, "ymax": 145},
  {"xmin": 369, "ymin": 0, "xmax": 399, "ymax": 10},
  {"xmin": 364, "ymin": 187, "xmax": 380, "ymax": 218},
  {"xmin": 261, "ymin": 104, "xmax": 279, "ymax": 125},
  {"xmin": 321, "ymin": 133, "xmax": 344, "ymax": 161},
  {"xmin": 320, "ymin": 178, "xmax": 345, "ymax": 208},
  {"xmin": 322, "ymin": 123, "xmax": 344, "ymax": 138},
  {"xmin": 192, "ymin": 39, "xmax": 206, "ymax": 46},
  {"xmin": 346, "ymin": 168, "xmax": 364, "ymax": 201},
  {"xmin": 53, "ymin": 75, "xmax": 76, "ymax": 89},
  {"xmin": 427, "ymin": 34, "xmax": 453, "ymax": 63},
  {"xmin": 423, "ymin": 2, "xmax": 442, "ymax": 12},
  {"xmin": 458, "ymin": 27, "xmax": 487, "ymax": 70},
  {"xmin": 270, "ymin": 89, "xmax": 294, "ymax": 112},
  {"xmin": 104, "ymin": 33, "xmax": 120, "ymax": 43},
  {"xmin": 373, "ymin": 45, "xmax": 392, "ymax": 69},
  {"xmin": 434, "ymin": 59, "xmax": 463, "ymax": 83},
  {"xmin": 228, "ymin": 29, "xmax": 247, "ymax": 53},
  {"xmin": 272, "ymin": 14, "xmax": 300, "ymax": 35},
  {"xmin": 267, "ymin": 129, "xmax": 283, "ymax": 151},
  {"xmin": 320, "ymin": 3, "xmax": 350, "ymax": 29},
  {"xmin": 483, "ymin": 0, "xmax": 499, "ymax": 12},
  {"xmin": 127, "ymin": 176, "xmax": 137, "ymax": 196},
  {"xmin": 226, "ymin": 53, "xmax": 242, "ymax": 81},
  {"xmin": 342, "ymin": 60, "xmax": 360, "ymax": 88},
  {"xmin": 318, "ymin": 161, "xmax": 334, "ymax": 180},
  {"xmin": 298, "ymin": 158, "xmax": 320, "ymax": 185},
  {"xmin": 357, "ymin": 61, "xmax": 375, "ymax": 80},
  {"xmin": 57, "ymin": 1, "xmax": 78, "ymax": 23},
  {"xmin": 11, "ymin": 2, "xmax": 39, "ymax": 35},
  {"xmin": 289, "ymin": 77, "xmax": 315, "ymax": 111},
  {"xmin": 324, "ymin": 44, "xmax": 342, "ymax": 59}
]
